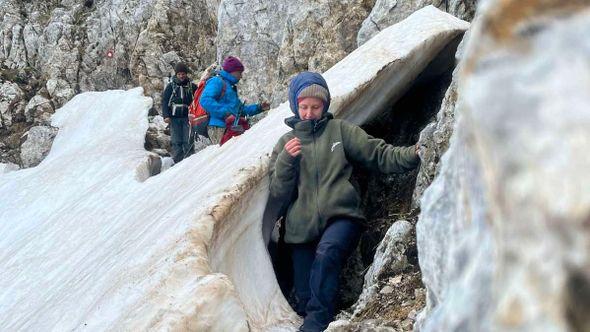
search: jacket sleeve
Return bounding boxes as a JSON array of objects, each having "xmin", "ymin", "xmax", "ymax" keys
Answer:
[
  {"xmin": 161, "ymin": 84, "xmax": 173, "ymax": 118},
  {"xmin": 341, "ymin": 121, "xmax": 419, "ymax": 173},
  {"xmin": 200, "ymin": 77, "xmax": 232, "ymax": 118},
  {"xmin": 269, "ymin": 136, "xmax": 298, "ymax": 202},
  {"xmin": 243, "ymin": 103, "xmax": 262, "ymax": 116}
]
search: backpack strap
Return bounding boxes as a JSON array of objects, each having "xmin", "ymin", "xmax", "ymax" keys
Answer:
[{"xmin": 167, "ymin": 81, "xmax": 178, "ymax": 107}]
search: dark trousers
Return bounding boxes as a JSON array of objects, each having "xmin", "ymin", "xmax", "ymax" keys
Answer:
[
  {"xmin": 290, "ymin": 219, "xmax": 363, "ymax": 332},
  {"xmin": 169, "ymin": 117, "xmax": 191, "ymax": 162}
]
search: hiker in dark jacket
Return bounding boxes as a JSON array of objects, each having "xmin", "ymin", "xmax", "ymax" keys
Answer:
[
  {"xmin": 268, "ymin": 72, "xmax": 420, "ymax": 332},
  {"xmin": 200, "ymin": 56, "xmax": 270, "ymax": 144},
  {"xmin": 162, "ymin": 62, "xmax": 198, "ymax": 162}
]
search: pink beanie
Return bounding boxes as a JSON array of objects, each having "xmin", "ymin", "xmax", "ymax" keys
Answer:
[{"xmin": 222, "ymin": 56, "xmax": 245, "ymax": 73}]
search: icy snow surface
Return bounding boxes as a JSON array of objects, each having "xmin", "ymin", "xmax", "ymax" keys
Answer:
[{"xmin": 0, "ymin": 6, "xmax": 468, "ymax": 331}]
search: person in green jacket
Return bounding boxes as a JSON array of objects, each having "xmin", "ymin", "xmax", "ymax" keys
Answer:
[{"xmin": 269, "ymin": 72, "xmax": 420, "ymax": 332}]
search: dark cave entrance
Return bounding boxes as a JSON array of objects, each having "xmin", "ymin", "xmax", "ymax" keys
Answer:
[
  {"xmin": 337, "ymin": 64, "xmax": 453, "ymax": 313},
  {"xmin": 336, "ymin": 36, "xmax": 462, "ymax": 323}
]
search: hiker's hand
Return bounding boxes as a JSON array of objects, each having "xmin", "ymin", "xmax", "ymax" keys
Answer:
[
  {"xmin": 188, "ymin": 114, "xmax": 195, "ymax": 121},
  {"xmin": 164, "ymin": 117, "xmax": 170, "ymax": 124},
  {"xmin": 260, "ymin": 101, "xmax": 271, "ymax": 112},
  {"xmin": 284, "ymin": 137, "xmax": 301, "ymax": 157},
  {"xmin": 414, "ymin": 143, "xmax": 421, "ymax": 156}
]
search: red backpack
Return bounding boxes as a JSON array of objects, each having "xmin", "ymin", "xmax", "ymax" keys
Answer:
[{"xmin": 188, "ymin": 78, "xmax": 226, "ymax": 126}]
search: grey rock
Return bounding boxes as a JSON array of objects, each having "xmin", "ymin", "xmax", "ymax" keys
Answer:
[
  {"xmin": 20, "ymin": 125, "xmax": 58, "ymax": 168},
  {"xmin": 145, "ymin": 115, "xmax": 170, "ymax": 154},
  {"xmin": 216, "ymin": 0, "xmax": 374, "ymax": 107},
  {"xmin": 2, "ymin": 0, "xmax": 217, "ymax": 111},
  {"xmin": 0, "ymin": 81, "xmax": 25, "ymax": 128},
  {"xmin": 380, "ymin": 285, "xmax": 394, "ymax": 295},
  {"xmin": 416, "ymin": 1, "xmax": 590, "ymax": 331},
  {"xmin": 327, "ymin": 319, "xmax": 399, "ymax": 332},
  {"xmin": 24, "ymin": 94, "xmax": 53, "ymax": 125},
  {"xmin": 358, "ymin": 0, "xmax": 478, "ymax": 46},
  {"xmin": 46, "ymin": 78, "xmax": 75, "ymax": 109},
  {"xmin": 348, "ymin": 220, "xmax": 413, "ymax": 319}
]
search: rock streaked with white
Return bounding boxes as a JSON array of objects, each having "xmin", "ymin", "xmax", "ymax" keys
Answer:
[
  {"xmin": 416, "ymin": 1, "xmax": 590, "ymax": 331},
  {"xmin": 216, "ymin": 0, "xmax": 374, "ymax": 106}
]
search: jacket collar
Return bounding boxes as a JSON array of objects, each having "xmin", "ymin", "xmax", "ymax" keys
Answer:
[
  {"xmin": 285, "ymin": 113, "xmax": 333, "ymax": 136},
  {"xmin": 219, "ymin": 70, "xmax": 239, "ymax": 85}
]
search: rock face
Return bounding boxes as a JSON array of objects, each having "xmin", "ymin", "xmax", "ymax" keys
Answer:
[
  {"xmin": 20, "ymin": 125, "xmax": 58, "ymax": 168},
  {"xmin": 357, "ymin": 0, "xmax": 477, "ymax": 46},
  {"xmin": 412, "ymin": 32, "xmax": 469, "ymax": 208},
  {"xmin": 24, "ymin": 94, "xmax": 53, "ymax": 125},
  {"xmin": 0, "ymin": 0, "xmax": 217, "ymax": 105},
  {"xmin": 416, "ymin": 1, "xmax": 590, "ymax": 331},
  {"xmin": 0, "ymin": 81, "xmax": 25, "ymax": 128},
  {"xmin": 0, "ymin": 0, "xmax": 217, "ymax": 166},
  {"xmin": 343, "ymin": 220, "xmax": 413, "ymax": 319},
  {"xmin": 216, "ymin": 0, "xmax": 375, "ymax": 106}
]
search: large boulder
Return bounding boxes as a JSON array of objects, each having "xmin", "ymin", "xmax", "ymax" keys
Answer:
[{"xmin": 416, "ymin": 1, "xmax": 590, "ymax": 331}]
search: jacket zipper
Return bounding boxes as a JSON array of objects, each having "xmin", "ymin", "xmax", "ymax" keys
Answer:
[{"xmin": 313, "ymin": 129, "xmax": 323, "ymax": 223}]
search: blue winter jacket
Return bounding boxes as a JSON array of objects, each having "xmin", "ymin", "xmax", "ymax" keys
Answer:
[{"xmin": 200, "ymin": 70, "xmax": 262, "ymax": 128}]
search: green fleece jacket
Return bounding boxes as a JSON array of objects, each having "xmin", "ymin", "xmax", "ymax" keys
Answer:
[{"xmin": 269, "ymin": 114, "xmax": 420, "ymax": 244}]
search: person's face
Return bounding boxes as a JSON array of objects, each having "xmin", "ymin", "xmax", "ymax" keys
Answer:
[
  {"xmin": 176, "ymin": 72, "xmax": 187, "ymax": 81},
  {"xmin": 297, "ymin": 97, "xmax": 324, "ymax": 120},
  {"xmin": 230, "ymin": 71, "xmax": 243, "ymax": 81}
]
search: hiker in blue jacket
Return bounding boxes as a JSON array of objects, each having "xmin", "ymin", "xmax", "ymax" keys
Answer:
[{"xmin": 200, "ymin": 56, "xmax": 270, "ymax": 144}]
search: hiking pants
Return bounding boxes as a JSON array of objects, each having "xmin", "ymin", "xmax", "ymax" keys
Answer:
[
  {"xmin": 170, "ymin": 117, "xmax": 191, "ymax": 162},
  {"xmin": 290, "ymin": 218, "xmax": 363, "ymax": 332}
]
